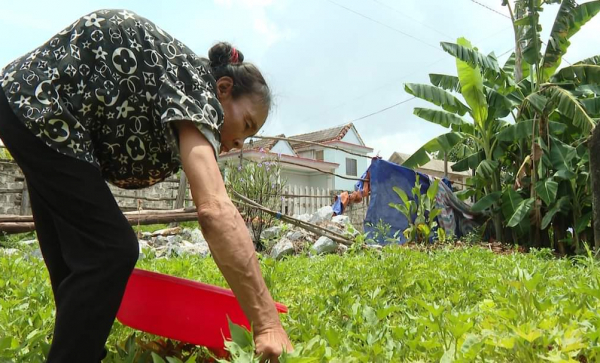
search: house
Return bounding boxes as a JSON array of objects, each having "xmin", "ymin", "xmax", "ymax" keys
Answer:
[
  {"xmin": 219, "ymin": 123, "xmax": 373, "ymax": 192},
  {"xmin": 388, "ymin": 152, "xmax": 470, "ymax": 190}
]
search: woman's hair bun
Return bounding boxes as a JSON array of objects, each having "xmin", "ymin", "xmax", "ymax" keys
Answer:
[{"xmin": 208, "ymin": 42, "xmax": 244, "ymax": 68}]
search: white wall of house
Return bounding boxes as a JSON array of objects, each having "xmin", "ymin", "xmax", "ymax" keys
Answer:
[
  {"xmin": 281, "ymin": 170, "xmax": 333, "ymax": 190},
  {"xmin": 341, "ymin": 128, "xmax": 362, "ymax": 145},
  {"xmin": 297, "ymin": 150, "xmax": 314, "ymax": 159},
  {"xmin": 309, "ymin": 173, "xmax": 333, "ymax": 189},
  {"xmin": 271, "ymin": 141, "xmax": 296, "ymax": 156},
  {"xmin": 282, "ymin": 171, "xmax": 310, "ymax": 188},
  {"xmin": 323, "ymin": 148, "xmax": 368, "ymax": 191}
]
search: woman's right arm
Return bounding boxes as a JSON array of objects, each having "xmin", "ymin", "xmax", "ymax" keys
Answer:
[{"xmin": 174, "ymin": 121, "xmax": 292, "ymax": 361}]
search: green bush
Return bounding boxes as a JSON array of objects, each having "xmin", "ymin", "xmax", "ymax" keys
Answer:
[{"xmin": 223, "ymin": 153, "xmax": 285, "ymax": 251}]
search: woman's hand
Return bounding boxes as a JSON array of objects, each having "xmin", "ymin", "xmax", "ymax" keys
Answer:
[{"xmin": 254, "ymin": 325, "xmax": 293, "ymax": 363}]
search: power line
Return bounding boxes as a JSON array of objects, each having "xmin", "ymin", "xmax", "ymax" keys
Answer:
[
  {"xmin": 350, "ymin": 97, "xmax": 417, "ymax": 123},
  {"xmin": 370, "ymin": 0, "xmax": 454, "ymax": 41},
  {"xmin": 325, "ymin": 0, "xmax": 442, "ymax": 52},
  {"xmin": 468, "ymin": 0, "xmax": 511, "ymax": 19},
  {"xmin": 298, "ymin": 58, "xmax": 445, "ymax": 125}
]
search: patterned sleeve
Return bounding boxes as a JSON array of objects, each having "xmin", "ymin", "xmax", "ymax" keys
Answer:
[{"xmin": 157, "ymin": 63, "xmax": 224, "ymax": 160}]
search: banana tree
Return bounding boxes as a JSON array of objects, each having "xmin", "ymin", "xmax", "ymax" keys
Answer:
[
  {"xmin": 501, "ymin": 0, "xmax": 600, "ymax": 251},
  {"xmin": 591, "ymin": 126, "xmax": 600, "ymax": 249},
  {"xmin": 402, "ymin": 37, "xmax": 519, "ymax": 241}
]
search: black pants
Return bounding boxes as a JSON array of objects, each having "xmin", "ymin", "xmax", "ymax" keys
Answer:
[{"xmin": 0, "ymin": 90, "xmax": 139, "ymax": 362}]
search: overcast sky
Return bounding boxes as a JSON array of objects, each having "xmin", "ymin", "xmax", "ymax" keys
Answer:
[{"xmin": 2, "ymin": 0, "xmax": 599, "ymax": 159}]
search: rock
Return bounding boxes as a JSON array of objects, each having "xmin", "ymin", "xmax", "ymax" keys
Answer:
[
  {"xmin": 286, "ymin": 230, "xmax": 304, "ymax": 242},
  {"xmin": 28, "ymin": 248, "xmax": 43, "ymax": 259},
  {"xmin": 324, "ymin": 223, "xmax": 345, "ymax": 235},
  {"xmin": 338, "ymin": 244, "xmax": 348, "ymax": 254},
  {"xmin": 138, "ymin": 240, "xmax": 150, "ymax": 258},
  {"xmin": 151, "ymin": 227, "xmax": 182, "ymax": 237},
  {"xmin": 180, "ymin": 228, "xmax": 194, "ymax": 241},
  {"xmin": 138, "ymin": 240, "xmax": 150, "ymax": 251},
  {"xmin": 141, "ymin": 231, "xmax": 153, "ymax": 239},
  {"xmin": 309, "ymin": 206, "xmax": 334, "ymax": 225},
  {"xmin": 153, "ymin": 236, "xmax": 170, "ymax": 247},
  {"xmin": 194, "ymin": 240, "xmax": 211, "ymax": 257},
  {"xmin": 166, "ymin": 237, "xmax": 210, "ymax": 257},
  {"xmin": 189, "ymin": 228, "xmax": 206, "ymax": 244},
  {"xmin": 294, "ymin": 214, "xmax": 311, "ymax": 223},
  {"xmin": 166, "ymin": 235, "xmax": 182, "ymax": 245},
  {"xmin": 1, "ymin": 248, "xmax": 19, "ymax": 256},
  {"xmin": 261, "ymin": 226, "xmax": 284, "ymax": 240},
  {"xmin": 332, "ymin": 215, "xmax": 350, "ymax": 226},
  {"xmin": 271, "ymin": 238, "xmax": 295, "ymax": 259},
  {"xmin": 311, "ymin": 236, "xmax": 338, "ymax": 255}
]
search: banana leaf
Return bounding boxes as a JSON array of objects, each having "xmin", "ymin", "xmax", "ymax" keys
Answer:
[
  {"xmin": 541, "ymin": 0, "xmax": 600, "ymax": 81},
  {"xmin": 405, "ymin": 83, "xmax": 470, "ymax": 116}
]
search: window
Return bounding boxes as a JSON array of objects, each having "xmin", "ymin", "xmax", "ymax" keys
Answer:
[
  {"xmin": 315, "ymin": 150, "xmax": 324, "ymax": 161},
  {"xmin": 346, "ymin": 158, "xmax": 357, "ymax": 176}
]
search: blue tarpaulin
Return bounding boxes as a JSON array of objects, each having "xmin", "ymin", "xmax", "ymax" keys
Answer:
[{"xmin": 363, "ymin": 159, "xmax": 432, "ymax": 244}]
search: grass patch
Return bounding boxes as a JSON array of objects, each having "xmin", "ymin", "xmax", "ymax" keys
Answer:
[{"xmin": 2, "ymin": 246, "xmax": 600, "ymax": 361}]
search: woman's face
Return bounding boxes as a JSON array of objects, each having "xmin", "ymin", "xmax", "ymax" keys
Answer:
[{"xmin": 216, "ymin": 77, "xmax": 268, "ymax": 153}]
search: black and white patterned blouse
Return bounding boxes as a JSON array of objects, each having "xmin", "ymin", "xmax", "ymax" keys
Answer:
[{"xmin": 0, "ymin": 9, "xmax": 224, "ymax": 189}]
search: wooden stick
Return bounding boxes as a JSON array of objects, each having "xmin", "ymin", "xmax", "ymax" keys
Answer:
[{"xmin": 232, "ymin": 191, "xmax": 352, "ymax": 246}]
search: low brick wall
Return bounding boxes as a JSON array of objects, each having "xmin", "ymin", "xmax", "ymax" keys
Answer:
[
  {"xmin": 0, "ymin": 158, "xmax": 186, "ymax": 215},
  {"xmin": 345, "ymin": 198, "xmax": 368, "ymax": 232},
  {"xmin": 0, "ymin": 161, "xmax": 25, "ymax": 215}
]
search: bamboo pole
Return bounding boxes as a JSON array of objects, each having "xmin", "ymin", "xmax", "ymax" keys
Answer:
[{"xmin": 232, "ymin": 191, "xmax": 352, "ymax": 246}]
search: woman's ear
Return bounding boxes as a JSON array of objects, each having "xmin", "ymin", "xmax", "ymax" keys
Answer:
[{"xmin": 216, "ymin": 77, "xmax": 234, "ymax": 100}]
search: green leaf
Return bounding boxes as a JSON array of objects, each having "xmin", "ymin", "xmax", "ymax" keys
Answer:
[
  {"xmin": 429, "ymin": 73, "xmax": 461, "ymax": 92},
  {"xmin": 452, "ymin": 151, "xmax": 483, "ymax": 172},
  {"xmin": 580, "ymin": 97, "xmax": 600, "ymax": 116},
  {"xmin": 401, "ymin": 132, "xmax": 464, "ymax": 169},
  {"xmin": 456, "ymin": 37, "xmax": 488, "ymax": 125},
  {"xmin": 487, "ymin": 87, "xmax": 515, "ymax": 119},
  {"xmin": 228, "ymin": 317, "xmax": 254, "ymax": 350},
  {"xmin": 392, "ymin": 186, "xmax": 410, "ymax": 206},
  {"xmin": 508, "ymin": 198, "xmax": 534, "ymax": 227},
  {"xmin": 554, "ymin": 169, "xmax": 576, "ymax": 181},
  {"xmin": 535, "ymin": 179, "xmax": 558, "ymax": 206},
  {"xmin": 576, "ymin": 55, "xmax": 600, "ymax": 65},
  {"xmin": 496, "ymin": 120, "xmax": 567, "ymax": 141},
  {"xmin": 521, "ymin": 10, "xmax": 542, "ymax": 66},
  {"xmin": 576, "ymin": 211, "xmax": 593, "ymax": 233},
  {"xmin": 543, "ymin": 86, "xmax": 596, "ymax": 136},
  {"xmin": 413, "ymin": 108, "xmax": 472, "ymax": 133},
  {"xmin": 503, "ymin": 52, "xmax": 531, "ymax": 80},
  {"xmin": 541, "ymin": 0, "xmax": 600, "ymax": 81},
  {"xmin": 151, "ymin": 353, "xmax": 167, "ymax": 363},
  {"xmin": 471, "ymin": 191, "xmax": 502, "ymax": 213},
  {"xmin": 404, "ymin": 83, "xmax": 470, "ymax": 116},
  {"xmin": 475, "ymin": 160, "xmax": 499, "ymax": 179},
  {"xmin": 427, "ymin": 179, "xmax": 440, "ymax": 201},
  {"xmin": 441, "ymin": 41, "xmax": 501, "ymax": 74},
  {"xmin": 549, "ymin": 135, "xmax": 577, "ymax": 171},
  {"xmin": 552, "ymin": 64, "xmax": 600, "ymax": 86},
  {"xmin": 523, "ymin": 92, "xmax": 549, "ymax": 114}
]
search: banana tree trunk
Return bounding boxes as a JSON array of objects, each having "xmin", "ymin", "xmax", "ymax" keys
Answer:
[{"xmin": 590, "ymin": 126, "xmax": 600, "ymax": 250}]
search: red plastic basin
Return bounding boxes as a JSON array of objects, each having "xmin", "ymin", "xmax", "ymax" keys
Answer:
[{"xmin": 116, "ymin": 268, "xmax": 288, "ymax": 350}]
